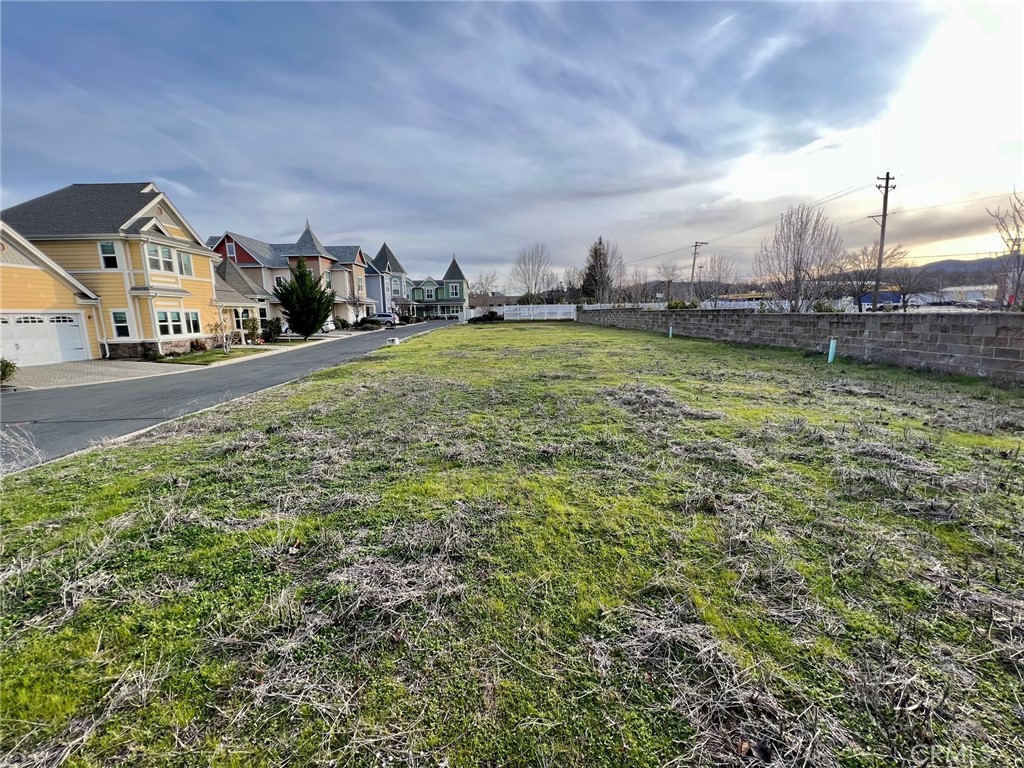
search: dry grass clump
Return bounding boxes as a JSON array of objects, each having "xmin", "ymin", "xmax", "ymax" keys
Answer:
[
  {"xmin": 605, "ymin": 383, "xmax": 724, "ymax": 421},
  {"xmin": 0, "ymin": 426, "xmax": 44, "ymax": 475},
  {"xmin": 595, "ymin": 597, "xmax": 852, "ymax": 767}
]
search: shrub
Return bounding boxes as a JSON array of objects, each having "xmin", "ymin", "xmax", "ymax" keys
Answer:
[
  {"xmin": 666, "ymin": 300, "xmax": 699, "ymax": 310},
  {"xmin": 0, "ymin": 357, "xmax": 18, "ymax": 383},
  {"xmin": 190, "ymin": 338, "xmax": 209, "ymax": 353},
  {"xmin": 398, "ymin": 315, "xmax": 412, "ymax": 324},
  {"xmin": 335, "ymin": 318, "xmax": 351, "ymax": 329},
  {"xmin": 813, "ymin": 300, "xmax": 840, "ymax": 313},
  {"xmin": 262, "ymin": 317, "xmax": 284, "ymax": 343},
  {"xmin": 357, "ymin": 317, "xmax": 382, "ymax": 330},
  {"xmin": 242, "ymin": 316, "xmax": 261, "ymax": 343},
  {"xmin": 468, "ymin": 311, "xmax": 505, "ymax": 324}
]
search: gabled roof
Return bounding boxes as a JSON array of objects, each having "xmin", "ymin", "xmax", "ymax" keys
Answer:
[
  {"xmin": 443, "ymin": 257, "xmax": 467, "ymax": 282},
  {"xmin": 413, "ymin": 278, "xmax": 439, "ymax": 288},
  {"xmin": 213, "ymin": 275, "xmax": 257, "ymax": 307},
  {"xmin": 364, "ymin": 262, "xmax": 381, "ymax": 276},
  {"xmin": 215, "ymin": 257, "xmax": 273, "ymax": 300},
  {"xmin": 1, "ymin": 221, "xmax": 100, "ymax": 300},
  {"xmin": 324, "ymin": 245, "xmax": 362, "ymax": 264},
  {"xmin": 212, "ymin": 225, "xmax": 356, "ymax": 269},
  {"xmin": 2, "ymin": 183, "xmax": 162, "ymax": 238},
  {"xmin": 373, "ymin": 242, "xmax": 407, "ymax": 275}
]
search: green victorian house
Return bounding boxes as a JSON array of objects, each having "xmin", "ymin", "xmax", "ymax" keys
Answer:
[{"xmin": 411, "ymin": 257, "xmax": 469, "ymax": 319}]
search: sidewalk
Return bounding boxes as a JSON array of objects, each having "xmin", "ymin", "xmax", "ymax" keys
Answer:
[{"xmin": 3, "ymin": 332, "xmax": 355, "ymax": 391}]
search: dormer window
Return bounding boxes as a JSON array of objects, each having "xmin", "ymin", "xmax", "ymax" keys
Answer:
[
  {"xmin": 425, "ymin": 287, "xmax": 435, "ymax": 300},
  {"xmin": 226, "ymin": 242, "xmax": 236, "ymax": 258}
]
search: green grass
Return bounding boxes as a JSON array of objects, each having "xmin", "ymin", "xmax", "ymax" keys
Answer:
[
  {"xmin": 2, "ymin": 323, "xmax": 1023, "ymax": 767},
  {"xmin": 157, "ymin": 341, "xmax": 313, "ymax": 366},
  {"xmin": 155, "ymin": 347, "xmax": 270, "ymax": 365}
]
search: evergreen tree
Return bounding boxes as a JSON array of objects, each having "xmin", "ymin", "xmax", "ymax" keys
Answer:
[
  {"xmin": 581, "ymin": 237, "xmax": 613, "ymax": 302},
  {"xmin": 273, "ymin": 257, "xmax": 336, "ymax": 339}
]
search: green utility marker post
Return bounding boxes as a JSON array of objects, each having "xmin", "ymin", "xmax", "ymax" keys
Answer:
[
  {"xmin": 827, "ymin": 337, "xmax": 837, "ymax": 363},
  {"xmin": 668, "ymin": 325, "xmax": 673, "ymax": 339}
]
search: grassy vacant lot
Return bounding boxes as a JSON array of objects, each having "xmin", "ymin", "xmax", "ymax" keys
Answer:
[{"xmin": 2, "ymin": 324, "xmax": 1022, "ymax": 767}]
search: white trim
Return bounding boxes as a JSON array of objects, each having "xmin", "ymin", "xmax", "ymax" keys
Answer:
[
  {"xmin": 123, "ymin": 191, "xmax": 206, "ymax": 246},
  {"xmin": 109, "ymin": 308, "xmax": 132, "ymax": 339},
  {"xmin": 97, "ymin": 240, "xmax": 122, "ymax": 269},
  {"xmin": 0, "ymin": 222, "xmax": 100, "ymax": 299}
]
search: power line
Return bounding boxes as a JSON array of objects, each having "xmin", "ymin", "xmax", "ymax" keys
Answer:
[
  {"xmin": 623, "ymin": 183, "xmax": 871, "ymax": 265},
  {"xmin": 844, "ymin": 192, "xmax": 1011, "ymax": 225}
]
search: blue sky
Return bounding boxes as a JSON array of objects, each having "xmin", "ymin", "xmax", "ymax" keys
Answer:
[{"xmin": 2, "ymin": 2, "xmax": 1021, "ymax": 286}]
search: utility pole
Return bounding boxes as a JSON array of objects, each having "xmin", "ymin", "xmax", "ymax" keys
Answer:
[
  {"xmin": 688, "ymin": 240, "xmax": 708, "ymax": 303},
  {"xmin": 872, "ymin": 172, "xmax": 895, "ymax": 310}
]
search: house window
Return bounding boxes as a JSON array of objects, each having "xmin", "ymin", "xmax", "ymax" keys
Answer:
[
  {"xmin": 99, "ymin": 241, "xmax": 118, "ymax": 269},
  {"xmin": 449, "ymin": 283, "xmax": 460, "ymax": 298},
  {"xmin": 324, "ymin": 271, "xmax": 332, "ymax": 288},
  {"xmin": 160, "ymin": 247, "xmax": 174, "ymax": 272},
  {"xmin": 259, "ymin": 307, "xmax": 268, "ymax": 327},
  {"xmin": 233, "ymin": 308, "xmax": 250, "ymax": 330},
  {"xmin": 226, "ymin": 242, "xmax": 236, "ymax": 258},
  {"xmin": 185, "ymin": 311, "xmax": 201, "ymax": 334},
  {"xmin": 357, "ymin": 277, "xmax": 364, "ymax": 293},
  {"xmin": 178, "ymin": 251, "xmax": 193, "ymax": 276},
  {"xmin": 157, "ymin": 311, "xmax": 183, "ymax": 336},
  {"xmin": 391, "ymin": 278, "xmax": 400, "ymax": 296},
  {"xmin": 425, "ymin": 288, "xmax": 435, "ymax": 300},
  {"xmin": 276, "ymin": 276, "xmax": 288, "ymax": 288},
  {"xmin": 111, "ymin": 311, "xmax": 130, "ymax": 338},
  {"xmin": 147, "ymin": 244, "xmax": 161, "ymax": 270}
]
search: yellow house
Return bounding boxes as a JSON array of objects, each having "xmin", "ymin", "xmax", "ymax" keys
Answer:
[
  {"xmin": 0, "ymin": 223, "xmax": 101, "ymax": 366},
  {"xmin": 1, "ymin": 182, "xmax": 225, "ymax": 360}
]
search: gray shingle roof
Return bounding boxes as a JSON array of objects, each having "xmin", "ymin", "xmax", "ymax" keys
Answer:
[
  {"xmin": 213, "ymin": 275, "xmax": 256, "ymax": 306},
  {"xmin": 290, "ymin": 221, "xmax": 333, "ymax": 260},
  {"xmin": 373, "ymin": 243, "xmax": 407, "ymax": 275},
  {"xmin": 1, "ymin": 183, "xmax": 162, "ymax": 238},
  {"xmin": 215, "ymin": 257, "xmax": 273, "ymax": 300},
  {"xmin": 122, "ymin": 217, "xmax": 159, "ymax": 234},
  {"xmin": 442, "ymin": 258, "xmax": 467, "ymax": 282},
  {"xmin": 324, "ymin": 245, "xmax": 362, "ymax": 264},
  {"xmin": 214, "ymin": 226, "xmax": 359, "ymax": 269}
]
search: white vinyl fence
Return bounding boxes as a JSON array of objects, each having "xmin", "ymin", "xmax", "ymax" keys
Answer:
[{"xmin": 501, "ymin": 304, "xmax": 578, "ymax": 321}]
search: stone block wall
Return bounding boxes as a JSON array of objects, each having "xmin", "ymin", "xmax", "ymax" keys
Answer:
[{"xmin": 577, "ymin": 309, "xmax": 1024, "ymax": 383}]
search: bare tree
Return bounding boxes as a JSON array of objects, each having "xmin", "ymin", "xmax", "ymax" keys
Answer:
[
  {"xmin": 619, "ymin": 266, "xmax": 651, "ymax": 306},
  {"xmin": 886, "ymin": 262, "xmax": 938, "ymax": 312},
  {"xmin": 987, "ymin": 190, "xmax": 1024, "ymax": 309},
  {"xmin": 840, "ymin": 241, "xmax": 909, "ymax": 312},
  {"xmin": 510, "ymin": 243, "xmax": 553, "ymax": 302},
  {"xmin": 655, "ymin": 259, "xmax": 681, "ymax": 302},
  {"xmin": 608, "ymin": 241, "xmax": 626, "ymax": 302},
  {"xmin": 694, "ymin": 252, "xmax": 737, "ymax": 306},
  {"xmin": 753, "ymin": 205, "xmax": 845, "ymax": 312},
  {"xmin": 470, "ymin": 270, "xmax": 498, "ymax": 297},
  {"xmin": 563, "ymin": 266, "xmax": 583, "ymax": 304}
]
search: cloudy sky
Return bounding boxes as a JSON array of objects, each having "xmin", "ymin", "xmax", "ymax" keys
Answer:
[{"xmin": 2, "ymin": 1, "xmax": 1021, "ymax": 286}]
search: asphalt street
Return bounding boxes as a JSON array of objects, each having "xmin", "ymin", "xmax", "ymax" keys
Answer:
[{"xmin": 1, "ymin": 323, "xmax": 448, "ymax": 466}]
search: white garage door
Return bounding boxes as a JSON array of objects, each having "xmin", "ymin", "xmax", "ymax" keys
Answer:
[{"xmin": 0, "ymin": 313, "xmax": 89, "ymax": 366}]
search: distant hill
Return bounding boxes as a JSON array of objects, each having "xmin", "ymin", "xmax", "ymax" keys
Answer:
[{"xmin": 915, "ymin": 253, "xmax": 1010, "ymax": 286}]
